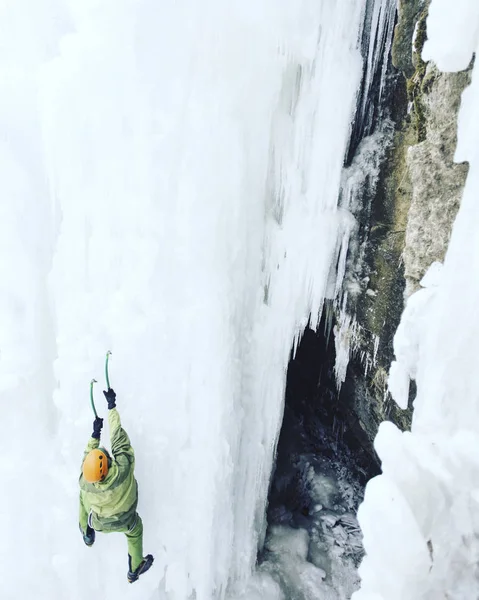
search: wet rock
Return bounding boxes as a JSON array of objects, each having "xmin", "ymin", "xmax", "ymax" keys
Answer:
[
  {"xmin": 392, "ymin": 0, "xmax": 425, "ymax": 79},
  {"xmin": 338, "ymin": 0, "xmax": 471, "ymax": 450}
]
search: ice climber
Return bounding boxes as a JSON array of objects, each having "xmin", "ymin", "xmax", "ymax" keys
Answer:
[{"xmin": 79, "ymin": 387, "xmax": 154, "ymax": 583}]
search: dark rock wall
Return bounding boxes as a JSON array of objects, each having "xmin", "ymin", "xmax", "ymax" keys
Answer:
[{"xmin": 337, "ymin": 0, "xmax": 471, "ymax": 449}]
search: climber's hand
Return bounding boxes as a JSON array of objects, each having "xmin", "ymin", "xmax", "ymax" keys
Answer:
[
  {"xmin": 92, "ymin": 416, "xmax": 104, "ymax": 439},
  {"xmin": 103, "ymin": 388, "xmax": 116, "ymax": 410}
]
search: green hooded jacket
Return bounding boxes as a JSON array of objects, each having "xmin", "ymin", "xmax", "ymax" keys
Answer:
[{"xmin": 79, "ymin": 408, "xmax": 138, "ymax": 532}]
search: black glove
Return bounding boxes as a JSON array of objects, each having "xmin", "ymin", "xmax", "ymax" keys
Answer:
[
  {"xmin": 103, "ymin": 388, "xmax": 116, "ymax": 410},
  {"xmin": 92, "ymin": 416, "xmax": 103, "ymax": 439}
]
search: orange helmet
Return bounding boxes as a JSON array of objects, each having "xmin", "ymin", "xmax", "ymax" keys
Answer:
[{"xmin": 82, "ymin": 448, "xmax": 109, "ymax": 483}]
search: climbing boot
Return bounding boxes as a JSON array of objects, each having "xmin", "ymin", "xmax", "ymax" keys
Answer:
[
  {"xmin": 80, "ymin": 524, "xmax": 95, "ymax": 547},
  {"xmin": 127, "ymin": 554, "xmax": 154, "ymax": 583}
]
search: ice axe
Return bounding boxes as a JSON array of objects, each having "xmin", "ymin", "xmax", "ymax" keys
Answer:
[
  {"xmin": 105, "ymin": 350, "xmax": 112, "ymax": 389},
  {"xmin": 89, "ymin": 352, "xmax": 112, "ymax": 417},
  {"xmin": 90, "ymin": 378, "xmax": 98, "ymax": 418}
]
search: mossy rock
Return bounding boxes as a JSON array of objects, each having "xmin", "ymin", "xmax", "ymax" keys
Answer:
[
  {"xmin": 355, "ymin": 118, "xmax": 414, "ymax": 350},
  {"xmin": 392, "ymin": 0, "xmax": 428, "ymax": 78},
  {"xmin": 339, "ymin": 356, "xmax": 413, "ymax": 453},
  {"xmin": 406, "ymin": 7, "xmax": 430, "ymax": 143},
  {"xmin": 412, "ymin": 9, "xmax": 428, "ymax": 74},
  {"xmin": 340, "ymin": 96, "xmax": 416, "ymax": 446}
]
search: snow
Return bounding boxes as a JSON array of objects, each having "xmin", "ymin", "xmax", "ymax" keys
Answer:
[
  {"xmin": 387, "ymin": 262, "xmax": 443, "ymax": 410},
  {"xmin": 355, "ymin": 1, "xmax": 479, "ymax": 598},
  {"xmin": 0, "ymin": 1, "xmax": 366, "ymax": 599},
  {"xmin": 422, "ymin": 0, "xmax": 479, "ymax": 72}
]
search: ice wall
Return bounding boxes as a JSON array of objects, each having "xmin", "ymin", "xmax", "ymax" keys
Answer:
[
  {"xmin": 0, "ymin": 1, "xmax": 366, "ymax": 599},
  {"xmin": 347, "ymin": 0, "xmax": 397, "ymax": 162},
  {"xmin": 354, "ymin": 2, "xmax": 479, "ymax": 598},
  {"xmin": 331, "ymin": 0, "xmax": 397, "ymax": 387},
  {"xmin": 0, "ymin": 2, "xmax": 73, "ymax": 598}
]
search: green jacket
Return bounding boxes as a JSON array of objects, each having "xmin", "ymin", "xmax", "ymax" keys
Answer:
[{"xmin": 79, "ymin": 408, "xmax": 138, "ymax": 532}]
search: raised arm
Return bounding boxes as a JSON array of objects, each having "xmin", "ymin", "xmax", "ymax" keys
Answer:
[
  {"xmin": 108, "ymin": 407, "xmax": 135, "ymax": 460},
  {"xmin": 103, "ymin": 388, "xmax": 135, "ymax": 461}
]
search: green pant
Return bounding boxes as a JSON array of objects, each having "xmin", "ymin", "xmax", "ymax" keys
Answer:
[
  {"xmin": 118, "ymin": 515, "xmax": 144, "ymax": 572},
  {"xmin": 79, "ymin": 509, "xmax": 144, "ymax": 572}
]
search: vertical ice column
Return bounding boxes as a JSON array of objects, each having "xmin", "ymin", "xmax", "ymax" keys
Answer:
[
  {"xmin": 0, "ymin": 2, "xmax": 70, "ymax": 597},
  {"xmin": 332, "ymin": 0, "xmax": 398, "ymax": 386},
  {"xmin": 32, "ymin": 1, "xmax": 369, "ymax": 599},
  {"xmin": 230, "ymin": 0, "xmax": 368, "ymax": 591}
]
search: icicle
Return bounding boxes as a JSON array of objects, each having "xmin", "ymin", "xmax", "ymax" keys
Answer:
[
  {"xmin": 358, "ymin": 0, "xmax": 398, "ymax": 132},
  {"xmin": 373, "ymin": 335, "xmax": 380, "ymax": 366},
  {"xmin": 331, "ymin": 0, "xmax": 397, "ymax": 389}
]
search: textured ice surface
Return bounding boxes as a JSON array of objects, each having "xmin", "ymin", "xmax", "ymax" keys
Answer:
[{"xmin": 0, "ymin": 1, "xmax": 365, "ymax": 599}]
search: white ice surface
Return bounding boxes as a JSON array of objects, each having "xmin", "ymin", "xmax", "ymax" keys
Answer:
[
  {"xmin": 0, "ymin": 1, "xmax": 366, "ymax": 599},
  {"xmin": 388, "ymin": 262, "xmax": 443, "ymax": 410},
  {"xmin": 422, "ymin": 0, "xmax": 479, "ymax": 72},
  {"xmin": 355, "ymin": 2, "xmax": 479, "ymax": 598}
]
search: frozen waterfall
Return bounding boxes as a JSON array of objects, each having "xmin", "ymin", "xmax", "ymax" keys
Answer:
[{"xmin": 0, "ymin": 1, "xmax": 367, "ymax": 599}]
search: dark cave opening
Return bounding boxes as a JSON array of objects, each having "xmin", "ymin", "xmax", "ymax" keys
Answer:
[
  {"xmin": 266, "ymin": 311, "xmax": 381, "ymax": 531},
  {"xmin": 257, "ymin": 313, "xmax": 382, "ymax": 597}
]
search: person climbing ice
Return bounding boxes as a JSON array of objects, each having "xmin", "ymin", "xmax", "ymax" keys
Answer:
[{"xmin": 78, "ymin": 383, "xmax": 154, "ymax": 583}]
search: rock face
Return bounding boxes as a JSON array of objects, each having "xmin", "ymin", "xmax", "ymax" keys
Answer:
[
  {"xmin": 395, "ymin": 1, "xmax": 470, "ymax": 295},
  {"xmin": 392, "ymin": 0, "xmax": 424, "ymax": 78},
  {"xmin": 404, "ymin": 63, "xmax": 470, "ymax": 295},
  {"xmin": 337, "ymin": 0, "xmax": 471, "ymax": 450}
]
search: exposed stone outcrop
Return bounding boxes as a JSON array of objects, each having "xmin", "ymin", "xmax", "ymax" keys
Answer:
[
  {"xmin": 404, "ymin": 63, "xmax": 470, "ymax": 295},
  {"xmin": 337, "ymin": 0, "xmax": 471, "ymax": 450},
  {"xmin": 392, "ymin": 0, "xmax": 425, "ymax": 78}
]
